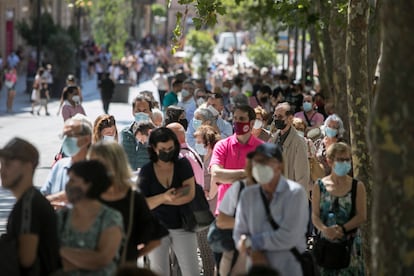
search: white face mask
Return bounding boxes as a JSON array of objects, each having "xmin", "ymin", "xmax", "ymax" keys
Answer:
[
  {"xmin": 222, "ymin": 87, "xmax": 230, "ymax": 94},
  {"xmin": 72, "ymin": 95, "xmax": 80, "ymax": 103},
  {"xmin": 207, "ymin": 105, "xmax": 220, "ymax": 117},
  {"xmin": 252, "ymin": 163, "xmax": 274, "ymax": 185},
  {"xmin": 181, "ymin": 89, "xmax": 190, "ymax": 98},
  {"xmin": 253, "ymin": 119, "xmax": 263, "ymax": 129},
  {"xmin": 196, "ymin": 98, "xmax": 205, "ymax": 106},
  {"xmin": 297, "ymin": 131, "xmax": 305, "ymax": 137},
  {"xmin": 194, "ymin": 142, "xmax": 207, "ymax": 156},
  {"xmin": 102, "ymin": 135, "xmax": 116, "ymax": 141}
]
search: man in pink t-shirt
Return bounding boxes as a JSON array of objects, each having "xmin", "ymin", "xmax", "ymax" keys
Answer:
[
  {"xmin": 209, "ymin": 105, "xmax": 264, "ymax": 214},
  {"xmin": 294, "ymin": 94, "xmax": 324, "ymax": 131}
]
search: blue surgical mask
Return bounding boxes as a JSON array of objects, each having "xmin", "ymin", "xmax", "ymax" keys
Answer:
[
  {"xmin": 135, "ymin": 112, "xmax": 150, "ymax": 123},
  {"xmin": 193, "ymin": 119, "xmax": 202, "ymax": 130},
  {"xmin": 333, "ymin": 161, "xmax": 351, "ymax": 176},
  {"xmin": 325, "ymin": 127, "xmax": 338, "ymax": 138},
  {"xmin": 303, "ymin": 102, "xmax": 313, "ymax": 112},
  {"xmin": 194, "ymin": 143, "xmax": 207, "ymax": 156},
  {"xmin": 62, "ymin": 136, "xmax": 80, "ymax": 156},
  {"xmin": 181, "ymin": 89, "xmax": 190, "ymax": 98}
]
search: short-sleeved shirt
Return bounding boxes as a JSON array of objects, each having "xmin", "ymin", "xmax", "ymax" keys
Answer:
[
  {"xmin": 57, "ymin": 204, "xmax": 123, "ymax": 276},
  {"xmin": 209, "ymin": 134, "xmax": 263, "ymax": 214},
  {"xmin": 294, "ymin": 111, "xmax": 324, "ymax": 127},
  {"xmin": 139, "ymin": 158, "xmax": 194, "ymax": 229},
  {"xmin": 61, "ymin": 101, "xmax": 86, "ymax": 122},
  {"xmin": 100, "ymin": 189, "xmax": 168, "ymax": 261},
  {"xmin": 7, "ymin": 187, "xmax": 61, "ymax": 276},
  {"xmin": 41, "ymin": 157, "xmax": 72, "ymax": 195},
  {"xmin": 162, "ymin": 91, "xmax": 178, "ymax": 108},
  {"xmin": 218, "ymin": 180, "xmax": 245, "ymax": 216}
]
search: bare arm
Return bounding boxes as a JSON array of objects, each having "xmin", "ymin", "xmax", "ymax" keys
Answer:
[
  {"xmin": 18, "ymin": 234, "xmax": 38, "ymax": 268},
  {"xmin": 60, "ymin": 225, "xmax": 123, "ymax": 271},
  {"xmin": 137, "ymin": 239, "xmax": 161, "ymax": 257},
  {"xmin": 216, "ymin": 211, "xmax": 235, "ymax": 229},
  {"xmin": 146, "ymin": 177, "xmax": 196, "ymax": 209},
  {"xmin": 210, "ymin": 164, "xmax": 246, "ymax": 185}
]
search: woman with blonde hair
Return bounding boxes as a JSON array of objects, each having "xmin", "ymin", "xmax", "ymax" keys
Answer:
[
  {"xmin": 88, "ymin": 142, "xmax": 168, "ymax": 263},
  {"xmin": 92, "ymin": 114, "xmax": 119, "ymax": 143}
]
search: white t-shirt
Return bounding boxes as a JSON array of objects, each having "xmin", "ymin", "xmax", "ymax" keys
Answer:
[{"xmin": 218, "ymin": 180, "xmax": 246, "ymax": 216}]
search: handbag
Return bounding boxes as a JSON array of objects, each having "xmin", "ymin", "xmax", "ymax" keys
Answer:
[
  {"xmin": 259, "ymin": 188, "xmax": 319, "ymax": 276},
  {"xmin": 181, "ymin": 183, "xmax": 214, "ymax": 232},
  {"xmin": 0, "ymin": 234, "xmax": 21, "ymax": 276},
  {"xmin": 312, "ymin": 179, "xmax": 358, "ymax": 269},
  {"xmin": 207, "ymin": 180, "xmax": 245, "ymax": 253}
]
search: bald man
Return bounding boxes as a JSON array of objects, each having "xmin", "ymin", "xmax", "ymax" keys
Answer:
[{"xmin": 166, "ymin": 123, "xmax": 204, "ymax": 189}]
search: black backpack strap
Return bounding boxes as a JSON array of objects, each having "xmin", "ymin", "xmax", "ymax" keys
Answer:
[
  {"xmin": 350, "ymin": 178, "xmax": 358, "ymax": 217},
  {"xmin": 233, "ymin": 180, "xmax": 245, "ymax": 217}
]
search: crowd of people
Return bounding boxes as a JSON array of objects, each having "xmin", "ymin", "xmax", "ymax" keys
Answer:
[{"xmin": 0, "ymin": 43, "xmax": 367, "ymax": 276}]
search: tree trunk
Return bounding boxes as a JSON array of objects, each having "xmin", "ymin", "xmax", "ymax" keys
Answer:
[
  {"xmin": 309, "ymin": 27, "xmax": 331, "ymax": 97},
  {"xmin": 346, "ymin": 0, "xmax": 372, "ymax": 274},
  {"xmin": 329, "ymin": 1, "xmax": 349, "ymax": 139},
  {"xmin": 367, "ymin": 0, "xmax": 381, "ymax": 97},
  {"xmin": 368, "ymin": 1, "xmax": 414, "ymax": 274}
]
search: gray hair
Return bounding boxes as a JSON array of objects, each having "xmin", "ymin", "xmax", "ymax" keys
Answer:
[
  {"xmin": 323, "ymin": 114, "xmax": 345, "ymax": 138},
  {"xmin": 194, "ymin": 107, "xmax": 217, "ymax": 126},
  {"xmin": 66, "ymin": 114, "xmax": 93, "ymax": 135}
]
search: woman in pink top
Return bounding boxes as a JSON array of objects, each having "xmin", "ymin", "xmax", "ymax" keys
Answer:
[
  {"xmin": 61, "ymin": 85, "xmax": 86, "ymax": 121},
  {"xmin": 4, "ymin": 66, "xmax": 17, "ymax": 113}
]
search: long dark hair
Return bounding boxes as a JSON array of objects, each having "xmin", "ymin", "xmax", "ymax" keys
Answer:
[{"xmin": 147, "ymin": 127, "xmax": 181, "ymax": 162}]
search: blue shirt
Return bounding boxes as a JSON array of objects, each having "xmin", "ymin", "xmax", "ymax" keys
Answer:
[
  {"xmin": 40, "ymin": 157, "xmax": 72, "ymax": 195},
  {"xmin": 234, "ymin": 176, "xmax": 308, "ymax": 276}
]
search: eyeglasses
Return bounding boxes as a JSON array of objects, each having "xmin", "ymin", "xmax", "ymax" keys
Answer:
[{"xmin": 98, "ymin": 116, "xmax": 116, "ymax": 131}]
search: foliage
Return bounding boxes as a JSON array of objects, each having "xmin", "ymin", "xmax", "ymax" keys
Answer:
[
  {"xmin": 185, "ymin": 29, "xmax": 215, "ymax": 77},
  {"xmin": 16, "ymin": 13, "xmax": 76, "ymax": 79},
  {"xmin": 89, "ymin": 0, "xmax": 131, "ymax": 60},
  {"xmin": 151, "ymin": 3, "xmax": 166, "ymax": 17},
  {"xmin": 246, "ymin": 36, "xmax": 278, "ymax": 68}
]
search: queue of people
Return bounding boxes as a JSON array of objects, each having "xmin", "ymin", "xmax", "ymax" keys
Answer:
[{"xmin": 0, "ymin": 64, "xmax": 367, "ymax": 276}]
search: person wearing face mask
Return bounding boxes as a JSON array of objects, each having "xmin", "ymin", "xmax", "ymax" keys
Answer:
[
  {"xmin": 234, "ymin": 143, "xmax": 308, "ymax": 275},
  {"xmin": 315, "ymin": 114, "xmax": 346, "ymax": 176},
  {"xmin": 164, "ymin": 105, "xmax": 189, "ymax": 130},
  {"xmin": 272, "ymin": 75, "xmax": 292, "ymax": 102},
  {"xmin": 269, "ymin": 102, "xmax": 310, "ymax": 189},
  {"xmin": 92, "ymin": 114, "xmax": 119, "ymax": 143},
  {"xmin": 120, "ymin": 95, "xmax": 154, "ymax": 171},
  {"xmin": 312, "ymin": 142, "xmax": 366, "ymax": 275},
  {"xmin": 61, "ymin": 85, "xmax": 86, "ymax": 122},
  {"xmin": 57, "ymin": 160, "xmax": 124, "ymax": 275},
  {"xmin": 251, "ymin": 106, "xmax": 272, "ymax": 142},
  {"xmin": 250, "ymin": 85, "xmax": 273, "ymax": 114},
  {"xmin": 138, "ymin": 127, "xmax": 200, "ymax": 276},
  {"xmin": 294, "ymin": 94, "xmax": 324, "ymax": 131},
  {"xmin": 177, "ymin": 79, "xmax": 197, "ymax": 123},
  {"xmin": 186, "ymin": 107, "xmax": 218, "ymax": 148},
  {"xmin": 206, "ymin": 93, "xmax": 233, "ymax": 138},
  {"xmin": 162, "ymin": 79, "xmax": 183, "ymax": 110},
  {"xmin": 41, "ymin": 114, "xmax": 92, "ymax": 208}
]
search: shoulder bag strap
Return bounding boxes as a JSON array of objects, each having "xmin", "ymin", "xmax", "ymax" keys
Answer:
[
  {"xmin": 181, "ymin": 147, "xmax": 203, "ymax": 170},
  {"xmin": 232, "ymin": 180, "xmax": 246, "ymax": 217},
  {"xmin": 350, "ymin": 178, "xmax": 358, "ymax": 217},
  {"xmin": 259, "ymin": 187, "xmax": 304, "ymax": 263},
  {"xmin": 121, "ymin": 189, "xmax": 135, "ymax": 263}
]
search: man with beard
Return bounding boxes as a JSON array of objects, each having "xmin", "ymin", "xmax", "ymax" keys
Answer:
[{"xmin": 0, "ymin": 138, "xmax": 60, "ymax": 275}]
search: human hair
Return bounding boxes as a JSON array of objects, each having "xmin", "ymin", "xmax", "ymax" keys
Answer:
[
  {"xmin": 62, "ymin": 85, "xmax": 79, "ymax": 101},
  {"xmin": 234, "ymin": 104, "xmax": 256, "ymax": 121},
  {"xmin": 275, "ymin": 102, "xmax": 294, "ymax": 116},
  {"xmin": 164, "ymin": 105, "xmax": 185, "ymax": 125},
  {"xmin": 151, "ymin": 108, "xmax": 164, "ymax": 125},
  {"xmin": 65, "ymin": 114, "xmax": 92, "ymax": 136},
  {"xmin": 193, "ymin": 125, "xmax": 221, "ymax": 149},
  {"xmin": 92, "ymin": 115, "xmax": 118, "ymax": 143},
  {"xmin": 172, "ymin": 79, "xmax": 183, "ymax": 88},
  {"xmin": 324, "ymin": 113, "xmax": 345, "ymax": 138},
  {"xmin": 132, "ymin": 95, "xmax": 153, "ymax": 111},
  {"xmin": 326, "ymin": 142, "xmax": 351, "ymax": 161},
  {"xmin": 88, "ymin": 142, "xmax": 133, "ymax": 190},
  {"xmin": 258, "ymin": 85, "xmax": 272, "ymax": 95},
  {"xmin": 194, "ymin": 107, "xmax": 216, "ymax": 126},
  {"xmin": 115, "ymin": 264, "xmax": 159, "ymax": 276},
  {"xmin": 254, "ymin": 106, "xmax": 269, "ymax": 122},
  {"xmin": 134, "ymin": 121, "xmax": 156, "ymax": 136},
  {"xmin": 68, "ymin": 160, "xmax": 111, "ymax": 199},
  {"xmin": 233, "ymin": 93, "xmax": 249, "ymax": 106},
  {"xmin": 292, "ymin": 117, "xmax": 307, "ymax": 132},
  {"xmin": 147, "ymin": 127, "xmax": 181, "ymax": 162}
]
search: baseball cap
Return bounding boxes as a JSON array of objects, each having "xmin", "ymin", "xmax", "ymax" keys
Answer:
[
  {"xmin": 0, "ymin": 137, "xmax": 39, "ymax": 168},
  {"xmin": 247, "ymin": 143, "xmax": 283, "ymax": 162}
]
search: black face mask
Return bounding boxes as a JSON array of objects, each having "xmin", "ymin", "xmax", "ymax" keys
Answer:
[
  {"xmin": 158, "ymin": 150, "xmax": 175, "ymax": 162},
  {"xmin": 274, "ymin": 119, "xmax": 287, "ymax": 130},
  {"xmin": 260, "ymin": 97, "xmax": 268, "ymax": 103},
  {"xmin": 178, "ymin": 118, "xmax": 188, "ymax": 131}
]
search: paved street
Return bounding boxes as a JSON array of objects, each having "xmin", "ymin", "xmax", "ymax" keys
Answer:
[{"xmin": 0, "ymin": 72, "xmax": 158, "ymax": 234}]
